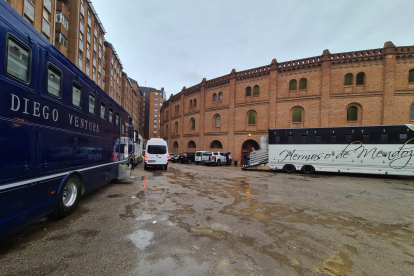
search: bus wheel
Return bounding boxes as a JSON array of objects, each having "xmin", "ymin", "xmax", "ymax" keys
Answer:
[
  {"xmin": 301, "ymin": 165, "xmax": 315, "ymax": 174},
  {"xmin": 283, "ymin": 164, "xmax": 296, "ymax": 174},
  {"xmin": 54, "ymin": 175, "xmax": 82, "ymax": 218}
]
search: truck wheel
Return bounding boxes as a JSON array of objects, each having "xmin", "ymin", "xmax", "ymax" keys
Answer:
[
  {"xmin": 53, "ymin": 175, "xmax": 82, "ymax": 218},
  {"xmin": 217, "ymin": 160, "xmax": 221, "ymax": 166},
  {"xmin": 283, "ymin": 164, "xmax": 296, "ymax": 174},
  {"xmin": 301, "ymin": 165, "xmax": 315, "ymax": 174}
]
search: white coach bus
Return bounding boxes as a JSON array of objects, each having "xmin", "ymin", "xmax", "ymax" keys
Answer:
[{"xmin": 265, "ymin": 124, "xmax": 414, "ymax": 176}]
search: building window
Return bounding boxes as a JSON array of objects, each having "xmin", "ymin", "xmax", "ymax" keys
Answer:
[
  {"xmin": 347, "ymin": 106, "xmax": 358, "ymax": 121},
  {"xmin": 289, "ymin": 79, "xmax": 297, "ymax": 91},
  {"xmin": 175, "ymin": 122, "xmax": 178, "ymax": 133},
  {"xmin": 213, "ymin": 93, "xmax": 217, "ymax": 103},
  {"xmin": 356, "ymin": 72, "xmax": 365, "ymax": 85},
  {"xmin": 215, "ymin": 115, "xmax": 221, "ymax": 127},
  {"xmin": 47, "ymin": 64, "xmax": 61, "ymax": 98},
  {"xmin": 42, "ymin": 18, "xmax": 51, "ymax": 37},
  {"xmin": 55, "ymin": 32, "xmax": 68, "ymax": 48},
  {"xmin": 24, "ymin": 0, "xmax": 35, "ymax": 22},
  {"xmin": 299, "ymin": 78, "xmax": 307, "ymax": 89},
  {"xmin": 100, "ymin": 102, "xmax": 105, "ymax": 119},
  {"xmin": 194, "ymin": 99, "xmax": 196, "ymax": 107},
  {"xmin": 7, "ymin": 36, "xmax": 31, "ymax": 83},
  {"xmin": 217, "ymin": 92, "xmax": 222, "ymax": 101},
  {"xmin": 410, "ymin": 104, "xmax": 414, "ymax": 120},
  {"xmin": 56, "ymin": 13, "xmax": 69, "ymax": 30},
  {"xmin": 246, "ymin": 86, "xmax": 251, "ymax": 96},
  {"xmin": 344, "ymin": 73, "xmax": 353, "ymax": 86},
  {"xmin": 253, "ymin": 85, "xmax": 259, "ymax": 96},
  {"xmin": 190, "ymin": 118, "xmax": 195, "ymax": 130},
  {"xmin": 188, "ymin": 141, "xmax": 196, "ymax": 148},
  {"xmin": 78, "ymin": 56, "xmax": 83, "ymax": 70},
  {"xmin": 89, "ymin": 94, "xmax": 95, "ymax": 114},
  {"xmin": 248, "ymin": 111, "xmax": 256, "ymax": 125},
  {"xmin": 44, "ymin": 0, "xmax": 52, "ymax": 13},
  {"xmin": 190, "ymin": 100, "xmax": 192, "ymax": 108},
  {"xmin": 173, "ymin": 141, "xmax": 179, "ymax": 148},
  {"xmin": 72, "ymin": 82, "xmax": 82, "ymax": 108},
  {"xmin": 292, "ymin": 108, "xmax": 302, "ymax": 123},
  {"xmin": 409, "ymin": 69, "xmax": 414, "ymax": 83}
]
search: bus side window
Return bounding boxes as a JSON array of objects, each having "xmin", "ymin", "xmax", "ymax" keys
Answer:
[
  {"xmin": 330, "ymin": 134, "xmax": 336, "ymax": 143},
  {"xmin": 115, "ymin": 114, "xmax": 119, "ymax": 126},
  {"xmin": 6, "ymin": 35, "xmax": 31, "ymax": 83},
  {"xmin": 381, "ymin": 134, "xmax": 388, "ymax": 142},
  {"xmin": 47, "ymin": 63, "xmax": 62, "ymax": 98},
  {"xmin": 288, "ymin": 135, "xmax": 293, "ymax": 143},
  {"xmin": 346, "ymin": 134, "xmax": 353, "ymax": 143},
  {"xmin": 109, "ymin": 109, "xmax": 113, "ymax": 123},
  {"xmin": 72, "ymin": 82, "xmax": 82, "ymax": 108},
  {"xmin": 100, "ymin": 102, "xmax": 105, "ymax": 120},
  {"xmin": 315, "ymin": 135, "xmax": 321, "ymax": 143},
  {"xmin": 363, "ymin": 134, "xmax": 370, "ymax": 143},
  {"xmin": 88, "ymin": 94, "xmax": 95, "ymax": 114},
  {"xmin": 400, "ymin": 133, "xmax": 407, "ymax": 143}
]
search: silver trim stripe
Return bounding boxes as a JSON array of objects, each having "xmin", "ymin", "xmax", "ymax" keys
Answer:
[{"xmin": 0, "ymin": 161, "xmax": 125, "ymax": 191}]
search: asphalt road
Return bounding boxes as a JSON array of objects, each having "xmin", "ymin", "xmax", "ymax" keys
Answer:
[{"xmin": 1, "ymin": 163, "xmax": 414, "ymax": 276}]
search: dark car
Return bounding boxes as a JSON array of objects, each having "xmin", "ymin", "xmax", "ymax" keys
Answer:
[
  {"xmin": 170, "ymin": 154, "xmax": 180, "ymax": 163},
  {"xmin": 180, "ymin": 152, "xmax": 196, "ymax": 164}
]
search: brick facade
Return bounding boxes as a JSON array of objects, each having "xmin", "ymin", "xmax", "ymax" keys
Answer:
[{"xmin": 160, "ymin": 42, "xmax": 414, "ymax": 162}]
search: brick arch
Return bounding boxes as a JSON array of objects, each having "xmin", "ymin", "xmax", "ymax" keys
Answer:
[
  {"xmin": 187, "ymin": 140, "xmax": 196, "ymax": 148},
  {"xmin": 210, "ymin": 140, "xmax": 222, "ymax": 149},
  {"xmin": 346, "ymin": 102, "xmax": 362, "ymax": 126},
  {"xmin": 240, "ymin": 139, "xmax": 260, "ymax": 162},
  {"xmin": 291, "ymin": 106, "xmax": 304, "ymax": 127},
  {"xmin": 246, "ymin": 110, "xmax": 257, "ymax": 125}
]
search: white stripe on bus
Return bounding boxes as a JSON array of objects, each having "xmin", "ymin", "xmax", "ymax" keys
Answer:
[{"xmin": 0, "ymin": 161, "xmax": 126, "ymax": 191}]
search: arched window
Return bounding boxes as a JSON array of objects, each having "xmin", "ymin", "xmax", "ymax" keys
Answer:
[
  {"xmin": 190, "ymin": 100, "xmax": 192, "ymax": 108},
  {"xmin": 253, "ymin": 85, "xmax": 259, "ymax": 95},
  {"xmin": 411, "ymin": 104, "xmax": 414, "ymax": 120},
  {"xmin": 246, "ymin": 86, "xmax": 252, "ymax": 96},
  {"xmin": 187, "ymin": 141, "xmax": 196, "ymax": 148},
  {"xmin": 173, "ymin": 141, "xmax": 179, "ymax": 148},
  {"xmin": 299, "ymin": 78, "xmax": 307, "ymax": 89},
  {"xmin": 219, "ymin": 92, "xmax": 223, "ymax": 101},
  {"xmin": 248, "ymin": 111, "xmax": 256, "ymax": 125},
  {"xmin": 292, "ymin": 108, "xmax": 302, "ymax": 123},
  {"xmin": 347, "ymin": 106, "xmax": 358, "ymax": 121},
  {"xmin": 409, "ymin": 69, "xmax": 414, "ymax": 83},
  {"xmin": 215, "ymin": 115, "xmax": 221, "ymax": 127},
  {"xmin": 210, "ymin": 140, "xmax": 223, "ymax": 149},
  {"xmin": 344, "ymin": 73, "xmax": 353, "ymax": 85},
  {"xmin": 190, "ymin": 118, "xmax": 195, "ymax": 130},
  {"xmin": 175, "ymin": 121, "xmax": 178, "ymax": 132},
  {"xmin": 213, "ymin": 93, "xmax": 217, "ymax": 103},
  {"xmin": 194, "ymin": 99, "xmax": 196, "ymax": 107},
  {"xmin": 289, "ymin": 79, "xmax": 297, "ymax": 91},
  {"xmin": 356, "ymin": 72, "xmax": 365, "ymax": 85}
]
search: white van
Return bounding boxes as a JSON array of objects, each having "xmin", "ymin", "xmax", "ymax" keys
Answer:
[
  {"xmin": 195, "ymin": 151, "xmax": 206, "ymax": 164},
  {"xmin": 144, "ymin": 138, "xmax": 169, "ymax": 170}
]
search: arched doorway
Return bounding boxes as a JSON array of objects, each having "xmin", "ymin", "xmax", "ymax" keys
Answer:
[
  {"xmin": 210, "ymin": 140, "xmax": 222, "ymax": 149},
  {"xmin": 173, "ymin": 141, "xmax": 179, "ymax": 154},
  {"xmin": 241, "ymin": 139, "xmax": 260, "ymax": 163}
]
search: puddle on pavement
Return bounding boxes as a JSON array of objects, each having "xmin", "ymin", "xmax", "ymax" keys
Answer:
[
  {"xmin": 128, "ymin": 230, "xmax": 153, "ymax": 249},
  {"xmin": 190, "ymin": 228, "xmax": 228, "ymax": 240},
  {"xmin": 345, "ymin": 245, "xmax": 357, "ymax": 254},
  {"xmin": 135, "ymin": 213, "xmax": 156, "ymax": 221}
]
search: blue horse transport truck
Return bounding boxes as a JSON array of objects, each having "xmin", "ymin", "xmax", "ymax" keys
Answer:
[{"xmin": 0, "ymin": 0, "xmax": 136, "ymax": 238}]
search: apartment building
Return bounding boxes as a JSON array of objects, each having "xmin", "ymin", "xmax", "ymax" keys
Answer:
[
  {"xmin": 140, "ymin": 86, "xmax": 165, "ymax": 140},
  {"xmin": 103, "ymin": 41, "xmax": 123, "ymax": 105},
  {"xmin": 130, "ymin": 78, "xmax": 144, "ymax": 136}
]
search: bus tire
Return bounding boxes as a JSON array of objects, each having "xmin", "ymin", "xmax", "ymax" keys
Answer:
[
  {"xmin": 301, "ymin": 165, "xmax": 315, "ymax": 174},
  {"xmin": 283, "ymin": 164, "xmax": 296, "ymax": 174},
  {"xmin": 54, "ymin": 175, "xmax": 82, "ymax": 218}
]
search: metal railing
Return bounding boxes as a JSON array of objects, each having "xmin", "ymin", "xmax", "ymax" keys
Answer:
[{"xmin": 249, "ymin": 148, "xmax": 269, "ymax": 166}]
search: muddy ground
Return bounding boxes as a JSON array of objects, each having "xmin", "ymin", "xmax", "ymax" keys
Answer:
[{"xmin": 1, "ymin": 163, "xmax": 414, "ymax": 276}]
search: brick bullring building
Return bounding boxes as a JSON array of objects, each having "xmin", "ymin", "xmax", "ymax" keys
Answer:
[{"xmin": 160, "ymin": 41, "xmax": 414, "ymax": 162}]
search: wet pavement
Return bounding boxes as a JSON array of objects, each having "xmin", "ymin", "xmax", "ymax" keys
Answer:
[{"xmin": 1, "ymin": 163, "xmax": 414, "ymax": 275}]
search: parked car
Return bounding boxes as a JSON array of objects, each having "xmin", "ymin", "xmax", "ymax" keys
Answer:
[
  {"xmin": 169, "ymin": 154, "xmax": 180, "ymax": 163},
  {"xmin": 202, "ymin": 151, "xmax": 231, "ymax": 166},
  {"xmin": 180, "ymin": 152, "xmax": 196, "ymax": 164},
  {"xmin": 195, "ymin": 151, "xmax": 206, "ymax": 165}
]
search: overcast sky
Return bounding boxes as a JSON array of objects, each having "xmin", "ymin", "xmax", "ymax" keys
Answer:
[{"xmin": 93, "ymin": 0, "xmax": 414, "ymax": 98}]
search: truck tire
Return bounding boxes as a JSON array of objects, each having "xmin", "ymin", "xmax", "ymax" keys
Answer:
[
  {"xmin": 217, "ymin": 159, "xmax": 221, "ymax": 166},
  {"xmin": 301, "ymin": 165, "xmax": 315, "ymax": 174},
  {"xmin": 283, "ymin": 164, "xmax": 296, "ymax": 174},
  {"xmin": 53, "ymin": 175, "xmax": 82, "ymax": 218}
]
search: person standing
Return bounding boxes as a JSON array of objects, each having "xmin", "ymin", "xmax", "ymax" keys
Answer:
[
  {"xmin": 243, "ymin": 153, "xmax": 248, "ymax": 167},
  {"xmin": 225, "ymin": 154, "xmax": 230, "ymax": 167}
]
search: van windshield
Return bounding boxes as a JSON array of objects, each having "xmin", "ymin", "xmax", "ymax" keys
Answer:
[{"xmin": 147, "ymin": 145, "xmax": 167, "ymax": 154}]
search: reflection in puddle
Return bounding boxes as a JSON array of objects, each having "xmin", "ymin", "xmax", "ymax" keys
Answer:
[{"xmin": 128, "ymin": 230, "xmax": 153, "ymax": 249}]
